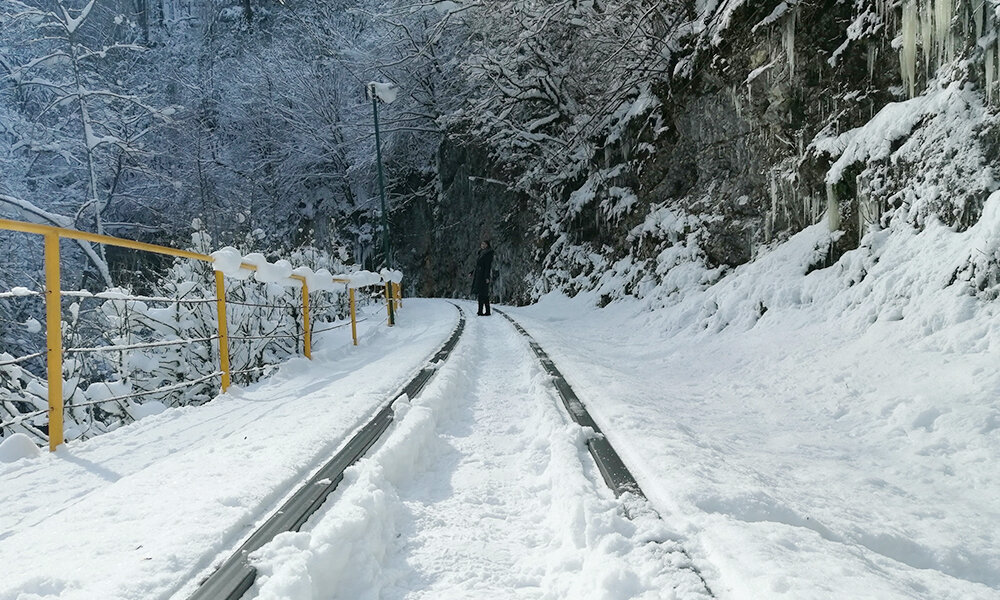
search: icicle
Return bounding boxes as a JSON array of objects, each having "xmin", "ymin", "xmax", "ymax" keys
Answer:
[
  {"xmin": 921, "ymin": 0, "xmax": 935, "ymax": 75},
  {"xmin": 986, "ymin": 44, "xmax": 996, "ymax": 102},
  {"xmin": 935, "ymin": 0, "xmax": 954, "ymax": 64},
  {"xmin": 986, "ymin": 46, "xmax": 994, "ymax": 101},
  {"xmin": 975, "ymin": 0, "xmax": 985, "ymax": 40},
  {"xmin": 988, "ymin": 6, "xmax": 996, "ymax": 102},
  {"xmin": 901, "ymin": 0, "xmax": 920, "ymax": 97},
  {"xmin": 767, "ymin": 170, "xmax": 779, "ymax": 243},
  {"xmin": 857, "ymin": 174, "xmax": 872, "ymax": 237},
  {"xmin": 826, "ymin": 183, "xmax": 841, "ymax": 232},
  {"xmin": 783, "ymin": 9, "xmax": 797, "ymax": 79},
  {"xmin": 877, "ymin": 0, "xmax": 894, "ymax": 20}
]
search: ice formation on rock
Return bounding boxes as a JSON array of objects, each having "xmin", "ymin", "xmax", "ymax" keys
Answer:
[
  {"xmin": 901, "ymin": 0, "xmax": 920, "ymax": 98},
  {"xmin": 783, "ymin": 8, "xmax": 797, "ymax": 78}
]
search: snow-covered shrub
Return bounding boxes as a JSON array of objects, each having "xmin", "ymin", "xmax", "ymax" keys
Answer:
[{"xmin": 0, "ymin": 354, "xmax": 49, "ymax": 442}]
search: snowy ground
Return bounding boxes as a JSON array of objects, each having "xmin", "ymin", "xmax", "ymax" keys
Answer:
[
  {"xmin": 3, "ymin": 216, "xmax": 1000, "ymax": 600},
  {"xmin": 508, "ymin": 295, "xmax": 1000, "ymax": 599},
  {"xmin": 1, "ymin": 300, "xmax": 710, "ymax": 600},
  {"xmin": 247, "ymin": 305, "xmax": 709, "ymax": 600},
  {"xmin": 503, "ymin": 222, "xmax": 1000, "ymax": 599},
  {"xmin": 0, "ymin": 301, "xmax": 458, "ymax": 600}
]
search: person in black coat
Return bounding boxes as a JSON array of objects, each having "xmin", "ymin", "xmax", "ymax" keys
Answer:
[{"xmin": 471, "ymin": 240, "xmax": 494, "ymax": 316}]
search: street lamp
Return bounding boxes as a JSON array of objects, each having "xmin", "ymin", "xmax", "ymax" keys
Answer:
[{"xmin": 369, "ymin": 81, "xmax": 397, "ymax": 325}]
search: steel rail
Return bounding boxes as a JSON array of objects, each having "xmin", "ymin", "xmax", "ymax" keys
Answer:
[
  {"xmin": 0, "ymin": 217, "xmax": 394, "ymax": 450},
  {"xmin": 60, "ymin": 291, "xmax": 217, "ymax": 304},
  {"xmin": 187, "ymin": 304, "xmax": 466, "ymax": 600},
  {"xmin": 0, "ymin": 290, "xmax": 41, "ymax": 298},
  {"xmin": 0, "ymin": 408, "xmax": 48, "ymax": 429},
  {"xmin": 496, "ymin": 309, "xmax": 716, "ymax": 598}
]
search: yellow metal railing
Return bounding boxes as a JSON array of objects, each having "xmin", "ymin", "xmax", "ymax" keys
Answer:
[{"xmin": 0, "ymin": 218, "xmax": 400, "ymax": 451}]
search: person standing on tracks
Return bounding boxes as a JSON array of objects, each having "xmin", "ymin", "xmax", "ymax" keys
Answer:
[{"xmin": 471, "ymin": 240, "xmax": 494, "ymax": 316}]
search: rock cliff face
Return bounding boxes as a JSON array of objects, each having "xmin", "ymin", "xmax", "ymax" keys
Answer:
[
  {"xmin": 389, "ymin": 140, "xmax": 536, "ymax": 302},
  {"xmin": 388, "ymin": 1, "xmax": 1000, "ymax": 304}
]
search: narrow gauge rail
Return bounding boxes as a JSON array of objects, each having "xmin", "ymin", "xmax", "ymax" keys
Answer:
[
  {"xmin": 188, "ymin": 305, "xmax": 466, "ymax": 600},
  {"xmin": 498, "ymin": 309, "xmax": 716, "ymax": 598}
]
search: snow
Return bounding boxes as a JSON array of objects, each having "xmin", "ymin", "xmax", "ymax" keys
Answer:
[
  {"xmin": 503, "ymin": 212, "xmax": 1000, "ymax": 597},
  {"xmin": 379, "ymin": 268, "xmax": 404, "ymax": 284},
  {"xmin": 58, "ymin": 0, "xmax": 96, "ymax": 35},
  {"xmin": 0, "ymin": 433, "xmax": 41, "ymax": 463},
  {"xmin": 369, "ymin": 81, "xmax": 399, "ymax": 104},
  {"xmin": 210, "ymin": 246, "xmax": 247, "ymax": 277},
  {"xmin": 336, "ymin": 269, "xmax": 384, "ymax": 288},
  {"xmin": 210, "ymin": 246, "xmax": 383, "ymax": 290},
  {"xmin": 814, "ymin": 83, "xmax": 968, "ymax": 185},
  {"xmin": 241, "ymin": 253, "xmax": 294, "ymax": 286},
  {"xmin": 4, "ymin": 195, "xmax": 1000, "ymax": 598},
  {"xmin": 430, "ymin": 1, "xmax": 463, "ymax": 14},
  {"xmin": 248, "ymin": 312, "xmax": 709, "ymax": 600},
  {"xmin": 750, "ymin": 1, "xmax": 789, "ymax": 34},
  {"xmin": 127, "ymin": 401, "xmax": 167, "ymax": 421},
  {"xmin": 83, "ymin": 380, "xmax": 131, "ymax": 404},
  {"xmin": 744, "ymin": 60, "xmax": 776, "ymax": 85},
  {"xmin": 292, "ymin": 266, "xmax": 339, "ymax": 293},
  {"xmin": 0, "ymin": 301, "xmax": 457, "ymax": 600}
]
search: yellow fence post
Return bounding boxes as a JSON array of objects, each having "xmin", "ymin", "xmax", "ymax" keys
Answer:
[
  {"xmin": 349, "ymin": 288, "xmax": 358, "ymax": 346},
  {"xmin": 301, "ymin": 280, "xmax": 312, "ymax": 359},
  {"xmin": 43, "ymin": 233, "xmax": 63, "ymax": 452},
  {"xmin": 214, "ymin": 271, "xmax": 232, "ymax": 392},
  {"xmin": 384, "ymin": 282, "xmax": 391, "ymax": 326}
]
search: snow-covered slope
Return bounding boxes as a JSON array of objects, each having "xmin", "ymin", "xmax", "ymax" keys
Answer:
[{"xmin": 508, "ymin": 197, "xmax": 1000, "ymax": 598}]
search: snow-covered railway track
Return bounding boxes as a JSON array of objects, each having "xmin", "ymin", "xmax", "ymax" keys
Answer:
[
  {"xmin": 188, "ymin": 305, "xmax": 467, "ymax": 600},
  {"xmin": 240, "ymin": 304, "xmax": 714, "ymax": 599},
  {"xmin": 499, "ymin": 309, "xmax": 716, "ymax": 599}
]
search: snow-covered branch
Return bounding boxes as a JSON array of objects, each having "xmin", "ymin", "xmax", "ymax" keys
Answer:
[{"xmin": 0, "ymin": 194, "xmax": 113, "ymax": 286}]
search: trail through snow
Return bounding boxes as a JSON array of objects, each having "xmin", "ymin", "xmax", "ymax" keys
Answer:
[{"xmin": 249, "ymin": 304, "xmax": 710, "ymax": 600}]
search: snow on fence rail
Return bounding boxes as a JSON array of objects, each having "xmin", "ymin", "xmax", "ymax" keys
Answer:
[{"xmin": 0, "ymin": 218, "xmax": 404, "ymax": 452}]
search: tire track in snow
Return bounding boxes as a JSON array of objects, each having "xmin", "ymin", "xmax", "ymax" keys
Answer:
[{"xmin": 247, "ymin": 305, "xmax": 712, "ymax": 600}]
